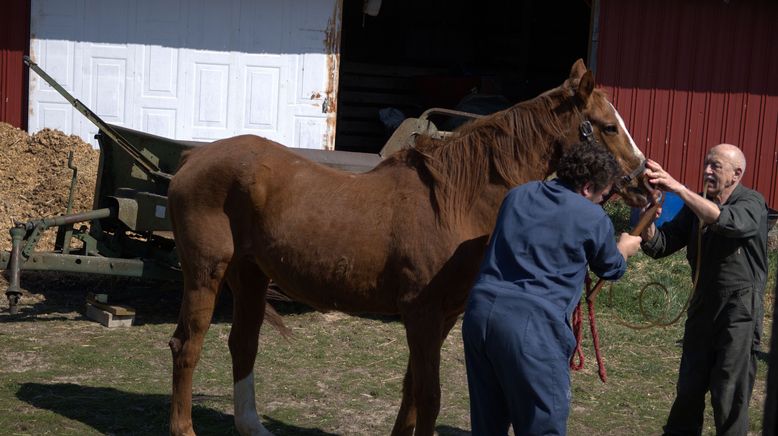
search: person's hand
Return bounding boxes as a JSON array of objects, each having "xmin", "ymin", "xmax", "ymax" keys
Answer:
[
  {"xmin": 617, "ymin": 233, "xmax": 642, "ymax": 259},
  {"xmin": 644, "ymin": 159, "xmax": 685, "ymax": 194}
]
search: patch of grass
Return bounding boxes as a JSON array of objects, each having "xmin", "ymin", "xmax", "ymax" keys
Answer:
[
  {"xmin": 601, "ymin": 252, "xmax": 693, "ymax": 327},
  {"xmin": 604, "ymin": 199, "xmax": 633, "ymax": 234}
]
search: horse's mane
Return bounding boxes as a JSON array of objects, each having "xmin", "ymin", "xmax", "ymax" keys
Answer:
[{"xmin": 404, "ymin": 88, "xmax": 584, "ymax": 225}]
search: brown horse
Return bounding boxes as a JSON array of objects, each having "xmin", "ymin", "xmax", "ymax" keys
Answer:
[{"xmin": 167, "ymin": 59, "xmax": 651, "ymax": 436}]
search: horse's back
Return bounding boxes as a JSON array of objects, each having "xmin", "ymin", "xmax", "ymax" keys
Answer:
[
  {"xmin": 171, "ymin": 135, "xmax": 345, "ymax": 211},
  {"xmin": 168, "ymin": 132, "xmax": 400, "ymax": 248},
  {"xmin": 174, "ymin": 134, "xmax": 286, "ymax": 188}
]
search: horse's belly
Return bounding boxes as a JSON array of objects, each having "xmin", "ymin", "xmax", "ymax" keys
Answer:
[
  {"xmin": 275, "ymin": 278, "xmax": 398, "ymax": 314},
  {"xmin": 259, "ymin": 259, "xmax": 400, "ymax": 315}
]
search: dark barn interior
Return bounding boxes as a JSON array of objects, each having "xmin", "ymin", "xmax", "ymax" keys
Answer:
[{"xmin": 335, "ymin": 0, "xmax": 592, "ymax": 153}]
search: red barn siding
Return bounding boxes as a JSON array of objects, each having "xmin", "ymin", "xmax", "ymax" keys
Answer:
[
  {"xmin": 596, "ymin": 0, "xmax": 778, "ymax": 208},
  {"xmin": 0, "ymin": 0, "xmax": 31, "ymax": 129}
]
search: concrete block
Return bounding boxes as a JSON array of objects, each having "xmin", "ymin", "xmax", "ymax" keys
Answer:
[{"xmin": 85, "ymin": 302, "xmax": 134, "ymax": 327}]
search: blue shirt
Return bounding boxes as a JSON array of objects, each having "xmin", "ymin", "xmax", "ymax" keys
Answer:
[{"xmin": 472, "ymin": 179, "xmax": 626, "ymax": 315}]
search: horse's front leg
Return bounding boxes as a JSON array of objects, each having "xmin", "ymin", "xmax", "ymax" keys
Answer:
[
  {"xmin": 390, "ymin": 361, "xmax": 417, "ymax": 436},
  {"xmin": 402, "ymin": 309, "xmax": 446, "ymax": 436},
  {"xmin": 170, "ymin": 273, "xmax": 224, "ymax": 436},
  {"xmin": 391, "ymin": 312, "xmax": 459, "ymax": 436},
  {"xmin": 227, "ymin": 260, "xmax": 274, "ymax": 436}
]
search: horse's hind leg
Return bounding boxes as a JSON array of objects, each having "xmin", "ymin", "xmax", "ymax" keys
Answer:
[
  {"xmin": 226, "ymin": 258, "xmax": 273, "ymax": 436},
  {"xmin": 169, "ymin": 259, "xmax": 228, "ymax": 436}
]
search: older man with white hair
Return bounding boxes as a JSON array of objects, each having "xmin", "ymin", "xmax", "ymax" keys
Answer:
[{"xmin": 640, "ymin": 143, "xmax": 769, "ymax": 436}]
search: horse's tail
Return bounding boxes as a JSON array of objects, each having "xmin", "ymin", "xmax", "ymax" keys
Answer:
[
  {"xmin": 175, "ymin": 148, "xmax": 195, "ymax": 173},
  {"xmin": 264, "ymin": 303, "xmax": 292, "ymax": 339},
  {"xmin": 262, "ymin": 282, "xmax": 292, "ymax": 339}
]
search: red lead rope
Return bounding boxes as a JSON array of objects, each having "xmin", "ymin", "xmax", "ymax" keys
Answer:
[{"xmin": 570, "ymin": 274, "xmax": 607, "ymax": 382}]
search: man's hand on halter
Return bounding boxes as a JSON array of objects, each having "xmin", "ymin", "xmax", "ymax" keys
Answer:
[
  {"xmin": 617, "ymin": 233, "xmax": 642, "ymax": 260},
  {"xmin": 645, "ymin": 159, "xmax": 685, "ymax": 194}
]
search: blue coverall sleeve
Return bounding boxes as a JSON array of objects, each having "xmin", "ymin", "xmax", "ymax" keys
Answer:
[{"xmin": 586, "ymin": 215, "xmax": 626, "ymax": 281}]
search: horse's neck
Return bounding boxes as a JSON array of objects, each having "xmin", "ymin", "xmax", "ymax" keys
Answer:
[
  {"xmin": 468, "ymin": 136, "xmax": 560, "ymax": 234},
  {"xmin": 424, "ymin": 103, "xmax": 566, "ymax": 232},
  {"xmin": 462, "ymin": 173, "xmax": 536, "ymax": 237},
  {"xmin": 473, "ymin": 183, "xmax": 510, "ymax": 220}
]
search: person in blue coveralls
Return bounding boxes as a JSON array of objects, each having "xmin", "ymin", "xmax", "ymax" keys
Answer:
[{"xmin": 462, "ymin": 142, "xmax": 644, "ymax": 436}]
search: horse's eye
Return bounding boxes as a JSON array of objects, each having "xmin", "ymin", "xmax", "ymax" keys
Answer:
[{"xmin": 603, "ymin": 125, "xmax": 619, "ymax": 135}]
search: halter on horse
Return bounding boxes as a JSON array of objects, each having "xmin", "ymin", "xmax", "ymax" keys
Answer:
[{"xmin": 578, "ymin": 107, "xmax": 649, "ymax": 205}]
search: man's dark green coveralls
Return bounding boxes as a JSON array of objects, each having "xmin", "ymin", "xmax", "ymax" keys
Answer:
[{"xmin": 641, "ymin": 184, "xmax": 768, "ymax": 436}]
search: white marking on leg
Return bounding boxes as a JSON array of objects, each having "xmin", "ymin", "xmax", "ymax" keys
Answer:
[
  {"xmin": 610, "ymin": 103, "xmax": 645, "ymax": 160},
  {"xmin": 234, "ymin": 372, "xmax": 274, "ymax": 436}
]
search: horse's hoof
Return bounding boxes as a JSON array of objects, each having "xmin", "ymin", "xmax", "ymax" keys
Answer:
[
  {"xmin": 236, "ymin": 427, "xmax": 274, "ymax": 436},
  {"xmin": 234, "ymin": 412, "xmax": 274, "ymax": 436},
  {"xmin": 170, "ymin": 421, "xmax": 196, "ymax": 436}
]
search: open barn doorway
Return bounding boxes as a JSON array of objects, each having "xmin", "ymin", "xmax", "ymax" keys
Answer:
[{"xmin": 334, "ymin": 0, "xmax": 593, "ymax": 153}]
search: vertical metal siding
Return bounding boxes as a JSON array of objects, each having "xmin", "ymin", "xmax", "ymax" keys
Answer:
[
  {"xmin": 596, "ymin": 0, "xmax": 778, "ymax": 208},
  {"xmin": 0, "ymin": 0, "xmax": 31, "ymax": 129}
]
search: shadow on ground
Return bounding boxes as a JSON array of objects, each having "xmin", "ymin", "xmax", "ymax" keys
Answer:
[
  {"xmin": 16, "ymin": 382, "xmax": 342, "ymax": 436},
  {"xmin": 436, "ymin": 424, "xmax": 471, "ymax": 435},
  {"xmin": 1, "ymin": 271, "xmax": 401, "ymax": 326},
  {"xmin": 1, "ymin": 271, "xmax": 187, "ymax": 324},
  {"xmin": 16, "ymin": 382, "xmax": 229, "ymax": 435}
]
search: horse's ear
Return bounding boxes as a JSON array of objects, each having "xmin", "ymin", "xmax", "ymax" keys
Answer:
[
  {"xmin": 576, "ymin": 70, "xmax": 595, "ymax": 103},
  {"xmin": 569, "ymin": 59, "xmax": 588, "ymax": 81}
]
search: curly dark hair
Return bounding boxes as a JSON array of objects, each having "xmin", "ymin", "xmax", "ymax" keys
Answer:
[{"xmin": 556, "ymin": 142, "xmax": 622, "ymax": 192}]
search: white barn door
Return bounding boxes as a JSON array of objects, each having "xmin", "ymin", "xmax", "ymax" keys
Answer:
[{"xmin": 28, "ymin": 0, "xmax": 341, "ymax": 150}]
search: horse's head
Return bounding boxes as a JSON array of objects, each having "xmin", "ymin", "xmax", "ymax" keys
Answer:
[{"xmin": 558, "ymin": 59, "xmax": 651, "ymax": 208}]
